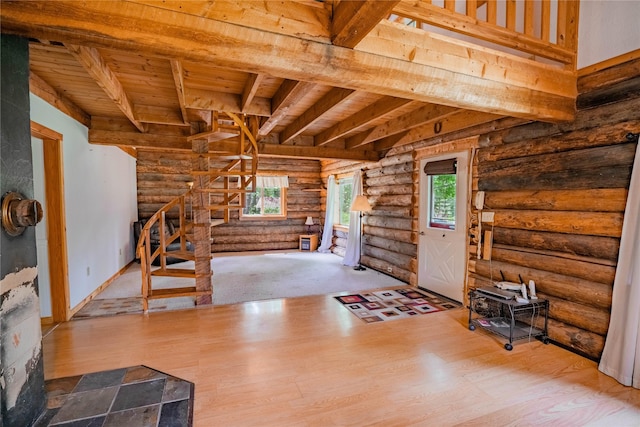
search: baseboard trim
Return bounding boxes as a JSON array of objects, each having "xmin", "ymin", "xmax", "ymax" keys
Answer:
[
  {"xmin": 41, "ymin": 316, "xmax": 54, "ymax": 325},
  {"xmin": 69, "ymin": 261, "xmax": 134, "ymax": 318}
]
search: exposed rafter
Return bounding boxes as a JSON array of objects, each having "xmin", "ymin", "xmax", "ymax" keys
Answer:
[
  {"xmin": 185, "ymin": 88, "xmax": 271, "ymax": 116},
  {"xmin": 65, "ymin": 44, "xmax": 146, "ymax": 132},
  {"xmin": 29, "ymin": 71, "xmax": 91, "ymax": 127},
  {"xmin": 280, "ymin": 88, "xmax": 357, "ymax": 144},
  {"xmin": 331, "ymin": 0, "xmax": 400, "ymax": 48},
  {"xmin": 170, "ymin": 60, "xmax": 189, "ymax": 124},
  {"xmin": 314, "ymin": 97, "xmax": 413, "ymax": 147},
  {"xmin": 241, "ymin": 73, "xmax": 264, "ymax": 113},
  {"xmin": 345, "ymin": 103, "xmax": 457, "ymax": 149},
  {"xmin": 374, "ymin": 109, "xmax": 504, "ymax": 151},
  {"xmin": 258, "ymin": 80, "xmax": 315, "ymax": 136}
]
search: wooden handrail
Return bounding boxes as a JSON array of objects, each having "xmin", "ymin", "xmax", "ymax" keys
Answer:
[{"xmin": 136, "ymin": 190, "xmax": 192, "ymax": 265}]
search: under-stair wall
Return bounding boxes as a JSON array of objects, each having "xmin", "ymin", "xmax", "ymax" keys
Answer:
[{"xmin": 136, "ymin": 153, "xmax": 323, "ymax": 252}]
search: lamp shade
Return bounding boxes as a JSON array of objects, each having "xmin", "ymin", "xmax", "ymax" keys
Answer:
[
  {"xmin": 350, "ymin": 195, "xmax": 372, "ymax": 212},
  {"xmin": 304, "ymin": 216, "xmax": 314, "ymax": 226}
]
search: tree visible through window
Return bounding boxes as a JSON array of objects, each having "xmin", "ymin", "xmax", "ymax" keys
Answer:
[
  {"xmin": 338, "ymin": 178, "xmax": 352, "ymax": 226},
  {"xmin": 429, "ymin": 174, "xmax": 456, "ymax": 230},
  {"xmin": 242, "ymin": 185, "xmax": 285, "ymax": 217}
]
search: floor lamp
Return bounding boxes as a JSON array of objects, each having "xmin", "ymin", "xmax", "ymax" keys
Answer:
[{"xmin": 350, "ymin": 195, "xmax": 372, "ymax": 271}]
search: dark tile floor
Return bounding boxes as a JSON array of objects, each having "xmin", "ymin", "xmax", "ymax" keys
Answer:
[{"xmin": 35, "ymin": 365, "xmax": 193, "ymax": 427}]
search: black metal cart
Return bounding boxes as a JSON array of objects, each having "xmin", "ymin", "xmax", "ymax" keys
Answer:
[{"xmin": 468, "ymin": 289, "xmax": 549, "ymax": 351}]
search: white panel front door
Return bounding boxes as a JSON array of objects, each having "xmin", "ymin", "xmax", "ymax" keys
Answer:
[{"xmin": 418, "ymin": 151, "xmax": 469, "ymax": 302}]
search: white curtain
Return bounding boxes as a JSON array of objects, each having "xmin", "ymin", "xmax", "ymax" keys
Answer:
[
  {"xmin": 599, "ymin": 137, "xmax": 640, "ymax": 388},
  {"xmin": 318, "ymin": 176, "xmax": 336, "ymax": 253},
  {"xmin": 343, "ymin": 170, "xmax": 362, "ymax": 267},
  {"xmin": 255, "ymin": 175, "xmax": 289, "ymax": 188}
]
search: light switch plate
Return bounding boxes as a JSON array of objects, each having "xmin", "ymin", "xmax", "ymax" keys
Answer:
[{"xmin": 481, "ymin": 211, "xmax": 495, "ymax": 223}]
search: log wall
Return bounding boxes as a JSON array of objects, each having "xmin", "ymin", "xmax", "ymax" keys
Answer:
[
  {"xmin": 468, "ymin": 97, "xmax": 638, "ymax": 359},
  {"xmin": 136, "ymin": 153, "xmax": 322, "ymax": 252},
  {"xmin": 320, "ymin": 156, "xmax": 417, "ymax": 284},
  {"xmin": 317, "ymin": 59, "xmax": 639, "ymax": 361}
]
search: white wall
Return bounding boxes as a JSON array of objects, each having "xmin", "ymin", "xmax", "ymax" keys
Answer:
[
  {"xmin": 29, "ymin": 95, "xmax": 138, "ymax": 310},
  {"xmin": 31, "ymin": 137, "xmax": 52, "ymax": 317},
  {"xmin": 578, "ymin": 0, "xmax": 640, "ymax": 69}
]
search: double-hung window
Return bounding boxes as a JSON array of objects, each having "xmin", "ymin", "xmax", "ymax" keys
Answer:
[
  {"xmin": 241, "ymin": 176, "xmax": 288, "ymax": 219},
  {"xmin": 424, "ymin": 159, "xmax": 457, "ymax": 230}
]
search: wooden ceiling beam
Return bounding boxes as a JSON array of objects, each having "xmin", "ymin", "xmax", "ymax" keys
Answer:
[
  {"xmin": 374, "ymin": 109, "xmax": 503, "ymax": 151},
  {"xmin": 65, "ymin": 44, "xmax": 146, "ymax": 132},
  {"xmin": 0, "ymin": 1, "xmax": 576, "ymax": 122},
  {"xmin": 170, "ymin": 60, "xmax": 189, "ymax": 124},
  {"xmin": 134, "ymin": 104, "xmax": 188, "ymax": 126},
  {"xmin": 331, "ymin": 0, "xmax": 400, "ymax": 48},
  {"xmin": 241, "ymin": 73, "xmax": 264, "ymax": 113},
  {"xmin": 315, "ymin": 97, "xmax": 413, "ymax": 147},
  {"xmin": 346, "ymin": 103, "xmax": 457, "ymax": 149},
  {"xmin": 29, "ymin": 71, "xmax": 91, "ymax": 128},
  {"xmin": 89, "ymin": 129, "xmax": 190, "ymax": 151},
  {"xmin": 257, "ymin": 142, "xmax": 378, "ymax": 162},
  {"xmin": 89, "ymin": 128, "xmax": 377, "ymax": 161},
  {"xmin": 258, "ymin": 79, "xmax": 315, "ymax": 136},
  {"xmin": 280, "ymin": 87, "xmax": 357, "ymax": 144},
  {"xmin": 185, "ymin": 87, "xmax": 271, "ymax": 117}
]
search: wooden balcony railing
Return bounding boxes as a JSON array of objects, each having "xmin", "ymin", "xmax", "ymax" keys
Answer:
[{"xmin": 392, "ymin": 0, "xmax": 579, "ymax": 69}]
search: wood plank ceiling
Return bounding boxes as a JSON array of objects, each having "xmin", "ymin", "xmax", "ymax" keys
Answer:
[{"xmin": 1, "ymin": 0, "xmax": 578, "ymax": 161}]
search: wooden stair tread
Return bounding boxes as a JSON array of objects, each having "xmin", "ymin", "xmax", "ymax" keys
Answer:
[
  {"xmin": 187, "ymin": 129, "xmax": 239, "ymax": 142},
  {"xmin": 163, "ymin": 250, "xmax": 195, "ymax": 260},
  {"xmin": 150, "ymin": 268, "xmax": 212, "ymax": 279},
  {"xmin": 147, "ymin": 286, "xmax": 211, "ymax": 299},
  {"xmin": 206, "ymin": 204, "xmax": 242, "ymax": 210}
]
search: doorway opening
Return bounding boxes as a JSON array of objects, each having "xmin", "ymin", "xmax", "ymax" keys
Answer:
[{"xmin": 31, "ymin": 121, "xmax": 70, "ymax": 328}]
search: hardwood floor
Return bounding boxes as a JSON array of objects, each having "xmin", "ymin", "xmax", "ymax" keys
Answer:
[{"xmin": 43, "ymin": 293, "xmax": 640, "ymax": 426}]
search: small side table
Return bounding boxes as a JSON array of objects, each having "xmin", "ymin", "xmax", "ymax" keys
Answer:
[{"xmin": 299, "ymin": 234, "xmax": 318, "ymax": 251}]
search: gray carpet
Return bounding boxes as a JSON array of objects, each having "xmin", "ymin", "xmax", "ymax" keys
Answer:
[{"xmin": 76, "ymin": 251, "xmax": 407, "ymax": 318}]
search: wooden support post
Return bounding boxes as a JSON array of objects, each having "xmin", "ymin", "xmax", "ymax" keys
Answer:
[{"xmin": 192, "ymin": 138, "xmax": 213, "ymax": 305}]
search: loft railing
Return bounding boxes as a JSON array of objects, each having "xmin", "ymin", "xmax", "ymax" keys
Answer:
[{"xmin": 392, "ymin": 0, "xmax": 579, "ymax": 69}]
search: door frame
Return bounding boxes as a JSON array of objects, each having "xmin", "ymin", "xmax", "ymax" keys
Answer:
[
  {"xmin": 31, "ymin": 121, "xmax": 70, "ymax": 322},
  {"xmin": 415, "ymin": 137, "xmax": 478, "ymax": 302}
]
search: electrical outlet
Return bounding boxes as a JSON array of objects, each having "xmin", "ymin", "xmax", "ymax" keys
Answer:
[{"xmin": 481, "ymin": 211, "xmax": 495, "ymax": 223}]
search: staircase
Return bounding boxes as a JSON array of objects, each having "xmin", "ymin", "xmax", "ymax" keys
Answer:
[{"xmin": 136, "ymin": 112, "xmax": 259, "ymax": 312}]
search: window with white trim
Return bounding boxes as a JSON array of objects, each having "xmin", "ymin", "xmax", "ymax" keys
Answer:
[
  {"xmin": 424, "ymin": 159, "xmax": 457, "ymax": 230},
  {"xmin": 241, "ymin": 176, "xmax": 288, "ymax": 219}
]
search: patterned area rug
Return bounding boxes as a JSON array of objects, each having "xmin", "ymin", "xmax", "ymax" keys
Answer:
[{"xmin": 335, "ymin": 287, "xmax": 460, "ymax": 323}]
